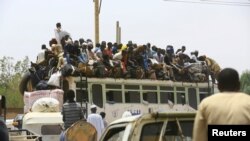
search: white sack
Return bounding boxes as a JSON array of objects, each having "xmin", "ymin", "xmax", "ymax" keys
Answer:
[{"xmin": 31, "ymin": 97, "xmax": 60, "ymax": 112}]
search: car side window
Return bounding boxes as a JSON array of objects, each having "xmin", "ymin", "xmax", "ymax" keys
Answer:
[
  {"xmin": 140, "ymin": 122, "xmax": 163, "ymax": 141},
  {"xmin": 163, "ymin": 120, "xmax": 193, "ymax": 141},
  {"xmin": 178, "ymin": 120, "xmax": 193, "ymax": 141},
  {"xmin": 164, "ymin": 121, "xmax": 181, "ymax": 141}
]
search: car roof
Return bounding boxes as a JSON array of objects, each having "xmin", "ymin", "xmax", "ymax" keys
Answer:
[
  {"xmin": 109, "ymin": 115, "xmax": 141, "ymax": 125},
  {"xmin": 109, "ymin": 112, "xmax": 196, "ymax": 126}
]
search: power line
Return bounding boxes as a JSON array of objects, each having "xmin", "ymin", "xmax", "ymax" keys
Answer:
[
  {"xmin": 164, "ymin": 0, "xmax": 250, "ymax": 6},
  {"xmin": 202, "ymin": 0, "xmax": 250, "ymax": 5}
]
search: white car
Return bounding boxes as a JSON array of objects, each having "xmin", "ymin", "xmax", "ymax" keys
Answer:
[{"xmin": 100, "ymin": 112, "xmax": 196, "ymax": 141}]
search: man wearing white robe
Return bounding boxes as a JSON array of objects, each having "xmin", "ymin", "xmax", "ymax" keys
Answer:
[{"xmin": 87, "ymin": 105, "xmax": 104, "ymax": 140}]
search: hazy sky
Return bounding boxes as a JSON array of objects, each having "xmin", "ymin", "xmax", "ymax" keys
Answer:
[{"xmin": 0, "ymin": 0, "xmax": 249, "ymax": 74}]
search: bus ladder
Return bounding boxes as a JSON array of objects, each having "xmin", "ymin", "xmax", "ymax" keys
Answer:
[{"xmin": 80, "ymin": 72, "xmax": 89, "ymax": 118}]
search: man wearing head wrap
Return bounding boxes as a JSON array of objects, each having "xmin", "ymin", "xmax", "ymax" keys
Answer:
[{"xmin": 87, "ymin": 104, "xmax": 104, "ymax": 140}]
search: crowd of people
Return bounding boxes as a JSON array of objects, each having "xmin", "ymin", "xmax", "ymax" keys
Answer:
[{"xmin": 36, "ymin": 22, "xmax": 221, "ymax": 84}]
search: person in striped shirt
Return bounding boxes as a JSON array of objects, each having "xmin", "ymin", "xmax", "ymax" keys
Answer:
[{"xmin": 62, "ymin": 89, "xmax": 83, "ymax": 130}]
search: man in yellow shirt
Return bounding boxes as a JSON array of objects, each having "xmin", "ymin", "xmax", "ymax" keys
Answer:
[{"xmin": 193, "ymin": 68, "xmax": 250, "ymax": 141}]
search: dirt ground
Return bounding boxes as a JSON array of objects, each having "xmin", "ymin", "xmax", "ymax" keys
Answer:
[{"xmin": 5, "ymin": 108, "xmax": 24, "ymax": 119}]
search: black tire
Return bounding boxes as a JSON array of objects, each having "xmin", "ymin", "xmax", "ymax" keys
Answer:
[{"xmin": 19, "ymin": 71, "xmax": 31, "ymax": 95}]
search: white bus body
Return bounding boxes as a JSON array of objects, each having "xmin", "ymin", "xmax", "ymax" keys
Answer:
[{"xmin": 65, "ymin": 77, "xmax": 217, "ymax": 123}]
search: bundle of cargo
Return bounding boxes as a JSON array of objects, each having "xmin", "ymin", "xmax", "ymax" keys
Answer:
[{"xmin": 23, "ymin": 89, "xmax": 64, "ymax": 113}]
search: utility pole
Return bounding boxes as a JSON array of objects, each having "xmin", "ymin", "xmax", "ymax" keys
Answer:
[
  {"xmin": 116, "ymin": 21, "xmax": 121, "ymax": 44},
  {"xmin": 94, "ymin": 0, "xmax": 100, "ymax": 44}
]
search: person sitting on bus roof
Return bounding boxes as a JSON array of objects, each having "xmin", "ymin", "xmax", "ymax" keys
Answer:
[
  {"xmin": 79, "ymin": 41, "xmax": 89, "ymax": 64},
  {"xmin": 153, "ymin": 48, "xmax": 164, "ymax": 64},
  {"xmin": 198, "ymin": 55, "xmax": 221, "ymax": 83},
  {"xmin": 103, "ymin": 42, "xmax": 113, "ymax": 59},
  {"xmin": 55, "ymin": 22, "xmax": 70, "ymax": 45},
  {"xmin": 175, "ymin": 45, "xmax": 186, "ymax": 55},
  {"xmin": 190, "ymin": 50, "xmax": 200, "ymax": 63},
  {"xmin": 112, "ymin": 43, "xmax": 118, "ymax": 55},
  {"xmin": 87, "ymin": 41, "xmax": 96, "ymax": 63}
]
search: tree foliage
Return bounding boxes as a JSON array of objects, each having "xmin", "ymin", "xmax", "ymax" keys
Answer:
[
  {"xmin": 0, "ymin": 56, "xmax": 30, "ymax": 108},
  {"xmin": 240, "ymin": 70, "xmax": 250, "ymax": 95}
]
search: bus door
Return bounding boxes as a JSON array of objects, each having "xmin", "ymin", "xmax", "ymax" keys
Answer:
[{"xmin": 187, "ymin": 88, "xmax": 198, "ymax": 109}]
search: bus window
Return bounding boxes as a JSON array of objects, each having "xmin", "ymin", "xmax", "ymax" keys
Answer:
[
  {"xmin": 188, "ymin": 88, "xmax": 197, "ymax": 109},
  {"xmin": 176, "ymin": 87, "xmax": 185, "ymax": 91},
  {"xmin": 199, "ymin": 88, "xmax": 210, "ymax": 102},
  {"xmin": 143, "ymin": 92, "xmax": 157, "ymax": 103},
  {"xmin": 125, "ymin": 91, "xmax": 140, "ymax": 103},
  {"xmin": 177, "ymin": 93, "xmax": 185, "ymax": 105},
  {"xmin": 76, "ymin": 81, "xmax": 87, "ymax": 89},
  {"xmin": 106, "ymin": 91, "xmax": 122, "ymax": 103},
  {"xmin": 142, "ymin": 86, "xmax": 157, "ymax": 90},
  {"xmin": 92, "ymin": 84, "xmax": 103, "ymax": 108},
  {"xmin": 160, "ymin": 86, "xmax": 173, "ymax": 91},
  {"xmin": 199, "ymin": 94, "xmax": 207, "ymax": 102},
  {"xmin": 106, "ymin": 84, "xmax": 122, "ymax": 89},
  {"xmin": 160, "ymin": 92, "xmax": 174, "ymax": 104},
  {"xmin": 199, "ymin": 88, "xmax": 210, "ymax": 94},
  {"xmin": 125, "ymin": 85, "xmax": 139, "ymax": 90},
  {"xmin": 76, "ymin": 90, "xmax": 89, "ymax": 103}
]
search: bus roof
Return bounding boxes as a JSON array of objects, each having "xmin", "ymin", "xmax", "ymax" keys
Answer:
[{"xmin": 74, "ymin": 77, "xmax": 212, "ymax": 87}]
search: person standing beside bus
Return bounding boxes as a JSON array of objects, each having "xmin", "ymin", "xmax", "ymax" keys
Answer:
[
  {"xmin": 62, "ymin": 90, "xmax": 83, "ymax": 130},
  {"xmin": 100, "ymin": 112, "xmax": 108, "ymax": 128},
  {"xmin": 87, "ymin": 105, "xmax": 104, "ymax": 140},
  {"xmin": 193, "ymin": 68, "xmax": 250, "ymax": 141}
]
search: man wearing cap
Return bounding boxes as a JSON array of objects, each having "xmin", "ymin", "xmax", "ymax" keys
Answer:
[{"xmin": 87, "ymin": 104, "xmax": 104, "ymax": 140}]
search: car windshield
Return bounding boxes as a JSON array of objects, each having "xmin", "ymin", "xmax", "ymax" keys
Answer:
[
  {"xmin": 102, "ymin": 124, "xmax": 128, "ymax": 141},
  {"xmin": 103, "ymin": 126, "xmax": 125, "ymax": 141}
]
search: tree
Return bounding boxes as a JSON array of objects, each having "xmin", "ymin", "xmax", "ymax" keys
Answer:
[
  {"xmin": 240, "ymin": 70, "xmax": 250, "ymax": 95},
  {"xmin": 0, "ymin": 56, "xmax": 14, "ymax": 92},
  {"xmin": 0, "ymin": 56, "xmax": 30, "ymax": 108}
]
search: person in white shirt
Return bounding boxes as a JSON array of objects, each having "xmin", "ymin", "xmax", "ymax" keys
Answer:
[
  {"xmin": 87, "ymin": 105, "xmax": 104, "ymax": 140},
  {"xmin": 100, "ymin": 112, "xmax": 108, "ymax": 128},
  {"xmin": 54, "ymin": 22, "xmax": 70, "ymax": 44}
]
